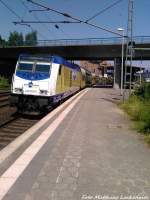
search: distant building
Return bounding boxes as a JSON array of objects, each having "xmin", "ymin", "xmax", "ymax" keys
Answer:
[
  {"xmin": 80, "ymin": 61, "xmax": 148, "ymax": 84},
  {"xmin": 80, "ymin": 60, "xmax": 114, "ymax": 77}
]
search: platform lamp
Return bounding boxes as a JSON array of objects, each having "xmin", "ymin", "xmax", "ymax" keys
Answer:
[{"xmin": 117, "ymin": 28, "xmax": 124, "ymax": 96}]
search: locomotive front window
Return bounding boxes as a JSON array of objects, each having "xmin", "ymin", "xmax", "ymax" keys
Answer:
[
  {"xmin": 17, "ymin": 63, "xmax": 33, "ymax": 71},
  {"xmin": 35, "ymin": 64, "xmax": 50, "ymax": 73}
]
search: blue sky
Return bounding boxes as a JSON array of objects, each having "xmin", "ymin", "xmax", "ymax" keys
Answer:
[
  {"xmin": 0, "ymin": 0, "xmax": 150, "ymax": 69},
  {"xmin": 0, "ymin": 0, "xmax": 150, "ymax": 40}
]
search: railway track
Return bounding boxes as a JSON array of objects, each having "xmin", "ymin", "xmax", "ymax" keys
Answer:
[
  {"xmin": 0, "ymin": 90, "xmax": 17, "ymax": 128},
  {"xmin": 0, "ymin": 115, "xmax": 40, "ymax": 150},
  {"xmin": 0, "ymin": 90, "xmax": 80, "ymax": 151},
  {"xmin": 0, "ymin": 91, "xmax": 10, "ymax": 108},
  {"xmin": 0, "ymin": 95, "xmax": 43, "ymax": 151},
  {"xmin": 0, "ymin": 91, "xmax": 49, "ymax": 151},
  {"xmin": 0, "ymin": 90, "xmax": 40, "ymax": 150}
]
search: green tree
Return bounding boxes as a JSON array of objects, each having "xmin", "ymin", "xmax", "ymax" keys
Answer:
[
  {"xmin": 25, "ymin": 31, "xmax": 37, "ymax": 46},
  {"xmin": 0, "ymin": 35, "xmax": 7, "ymax": 47},
  {"xmin": 8, "ymin": 31, "xmax": 24, "ymax": 46}
]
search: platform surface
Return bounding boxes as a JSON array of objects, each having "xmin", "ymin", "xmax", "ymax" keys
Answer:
[{"xmin": 1, "ymin": 88, "xmax": 150, "ymax": 200}]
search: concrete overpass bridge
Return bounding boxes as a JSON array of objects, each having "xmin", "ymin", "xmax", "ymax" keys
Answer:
[
  {"xmin": 0, "ymin": 36, "xmax": 150, "ymax": 61},
  {"xmin": 0, "ymin": 36, "xmax": 150, "ymax": 87}
]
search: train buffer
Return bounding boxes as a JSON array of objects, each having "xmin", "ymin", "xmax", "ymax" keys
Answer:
[{"xmin": 0, "ymin": 88, "xmax": 150, "ymax": 200}]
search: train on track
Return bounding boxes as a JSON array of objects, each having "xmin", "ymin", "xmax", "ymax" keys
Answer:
[{"xmin": 10, "ymin": 54, "xmax": 97, "ymax": 114}]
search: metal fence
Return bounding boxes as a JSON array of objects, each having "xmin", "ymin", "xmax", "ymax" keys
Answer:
[
  {"xmin": 1, "ymin": 36, "xmax": 150, "ymax": 47},
  {"xmin": 36, "ymin": 37, "xmax": 124, "ymax": 46},
  {"xmin": 36, "ymin": 36, "xmax": 150, "ymax": 47}
]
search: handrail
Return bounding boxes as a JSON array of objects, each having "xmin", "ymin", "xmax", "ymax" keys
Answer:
[{"xmin": 1, "ymin": 36, "xmax": 150, "ymax": 47}]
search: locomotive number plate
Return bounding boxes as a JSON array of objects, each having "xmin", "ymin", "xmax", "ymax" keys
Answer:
[{"xmin": 25, "ymin": 90, "xmax": 37, "ymax": 93}]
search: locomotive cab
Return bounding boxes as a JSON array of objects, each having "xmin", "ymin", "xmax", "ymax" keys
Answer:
[{"xmin": 10, "ymin": 55, "xmax": 53, "ymax": 113}]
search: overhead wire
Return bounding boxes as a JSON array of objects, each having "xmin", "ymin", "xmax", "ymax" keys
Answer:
[
  {"xmin": 0, "ymin": 0, "xmax": 50, "ymax": 40},
  {"xmin": 85, "ymin": 0, "xmax": 124, "ymax": 22},
  {"xmin": 22, "ymin": 0, "xmax": 71, "ymax": 39},
  {"xmin": 21, "ymin": 0, "xmax": 49, "ymax": 39},
  {"xmin": 0, "ymin": 0, "xmax": 30, "ymax": 28},
  {"xmin": 21, "ymin": 0, "xmax": 52, "ymax": 39},
  {"xmin": 0, "ymin": 0, "xmax": 22, "ymax": 20},
  {"xmin": 29, "ymin": 1, "xmax": 73, "ymax": 39},
  {"xmin": 26, "ymin": 0, "xmax": 125, "ymax": 37},
  {"xmin": 26, "ymin": 0, "xmax": 81, "ymax": 22},
  {"xmin": 43, "ymin": 13, "xmax": 72, "ymax": 39},
  {"xmin": 43, "ymin": 9, "xmax": 74, "ymax": 39},
  {"xmin": 14, "ymin": 20, "xmax": 81, "ymax": 24}
]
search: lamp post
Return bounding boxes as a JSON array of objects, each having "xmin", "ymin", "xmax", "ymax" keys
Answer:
[{"xmin": 117, "ymin": 28, "xmax": 124, "ymax": 96}]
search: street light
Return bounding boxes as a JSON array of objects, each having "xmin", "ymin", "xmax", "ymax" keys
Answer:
[{"xmin": 117, "ymin": 28, "xmax": 124, "ymax": 96}]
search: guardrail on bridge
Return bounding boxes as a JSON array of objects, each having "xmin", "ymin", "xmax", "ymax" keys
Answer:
[{"xmin": 1, "ymin": 36, "xmax": 150, "ymax": 47}]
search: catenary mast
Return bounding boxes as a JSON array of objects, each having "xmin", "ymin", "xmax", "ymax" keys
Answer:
[{"xmin": 124, "ymin": 0, "xmax": 134, "ymax": 97}]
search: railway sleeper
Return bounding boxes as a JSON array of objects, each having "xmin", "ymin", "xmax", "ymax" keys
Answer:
[{"xmin": 0, "ymin": 133, "xmax": 21, "ymax": 137}]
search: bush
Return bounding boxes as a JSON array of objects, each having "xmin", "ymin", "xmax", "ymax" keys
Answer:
[
  {"xmin": 121, "ymin": 83, "xmax": 150, "ymax": 135},
  {"xmin": 122, "ymin": 95, "xmax": 142, "ymax": 120},
  {"xmin": 0, "ymin": 76, "xmax": 10, "ymax": 89},
  {"xmin": 134, "ymin": 82, "xmax": 150, "ymax": 100}
]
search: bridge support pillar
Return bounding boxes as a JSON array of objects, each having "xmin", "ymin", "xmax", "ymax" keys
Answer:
[{"xmin": 114, "ymin": 58, "xmax": 122, "ymax": 89}]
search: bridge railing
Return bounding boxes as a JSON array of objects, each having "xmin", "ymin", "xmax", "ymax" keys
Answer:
[
  {"xmin": 37, "ymin": 37, "xmax": 122, "ymax": 46},
  {"xmin": 1, "ymin": 36, "xmax": 150, "ymax": 47},
  {"xmin": 134, "ymin": 36, "xmax": 150, "ymax": 44},
  {"xmin": 36, "ymin": 37, "xmax": 125, "ymax": 46},
  {"xmin": 36, "ymin": 36, "xmax": 150, "ymax": 46}
]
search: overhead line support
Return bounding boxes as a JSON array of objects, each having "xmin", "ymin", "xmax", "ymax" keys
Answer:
[{"xmin": 26, "ymin": 0, "xmax": 125, "ymax": 37}]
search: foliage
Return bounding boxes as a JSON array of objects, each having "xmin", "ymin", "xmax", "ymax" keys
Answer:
[
  {"xmin": 133, "ymin": 82, "xmax": 150, "ymax": 100},
  {"xmin": 0, "ymin": 76, "xmax": 10, "ymax": 89},
  {"xmin": 0, "ymin": 31, "xmax": 38, "ymax": 47},
  {"xmin": 8, "ymin": 31, "xmax": 24, "ymax": 46},
  {"xmin": 99, "ymin": 77, "xmax": 113, "ymax": 85},
  {"xmin": 25, "ymin": 31, "xmax": 37, "ymax": 46},
  {"xmin": 121, "ymin": 83, "xmax": 150, "ymax": 135},
  {"xmin": 0, "ymin": 35, "xmax": 7, "ymax": 47}
]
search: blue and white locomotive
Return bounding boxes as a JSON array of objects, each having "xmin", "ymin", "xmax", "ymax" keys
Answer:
[{"xmin": 10, "ymin": 54, "xmax": 91, "ymax": 114}]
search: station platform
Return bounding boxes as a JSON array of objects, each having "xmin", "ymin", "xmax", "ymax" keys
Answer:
[{"xmin": 0, "ymin": 88, "xmax": 150, "ymax": 200}]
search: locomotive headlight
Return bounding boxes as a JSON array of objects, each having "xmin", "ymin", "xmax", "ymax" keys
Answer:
[
  {"xmin": 15, "ymin": 88, "xmax": 22, "ymax": 93},
  {"xmin": 40, "ymin": 90, "xmax": 48, "ymax": 95}
]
